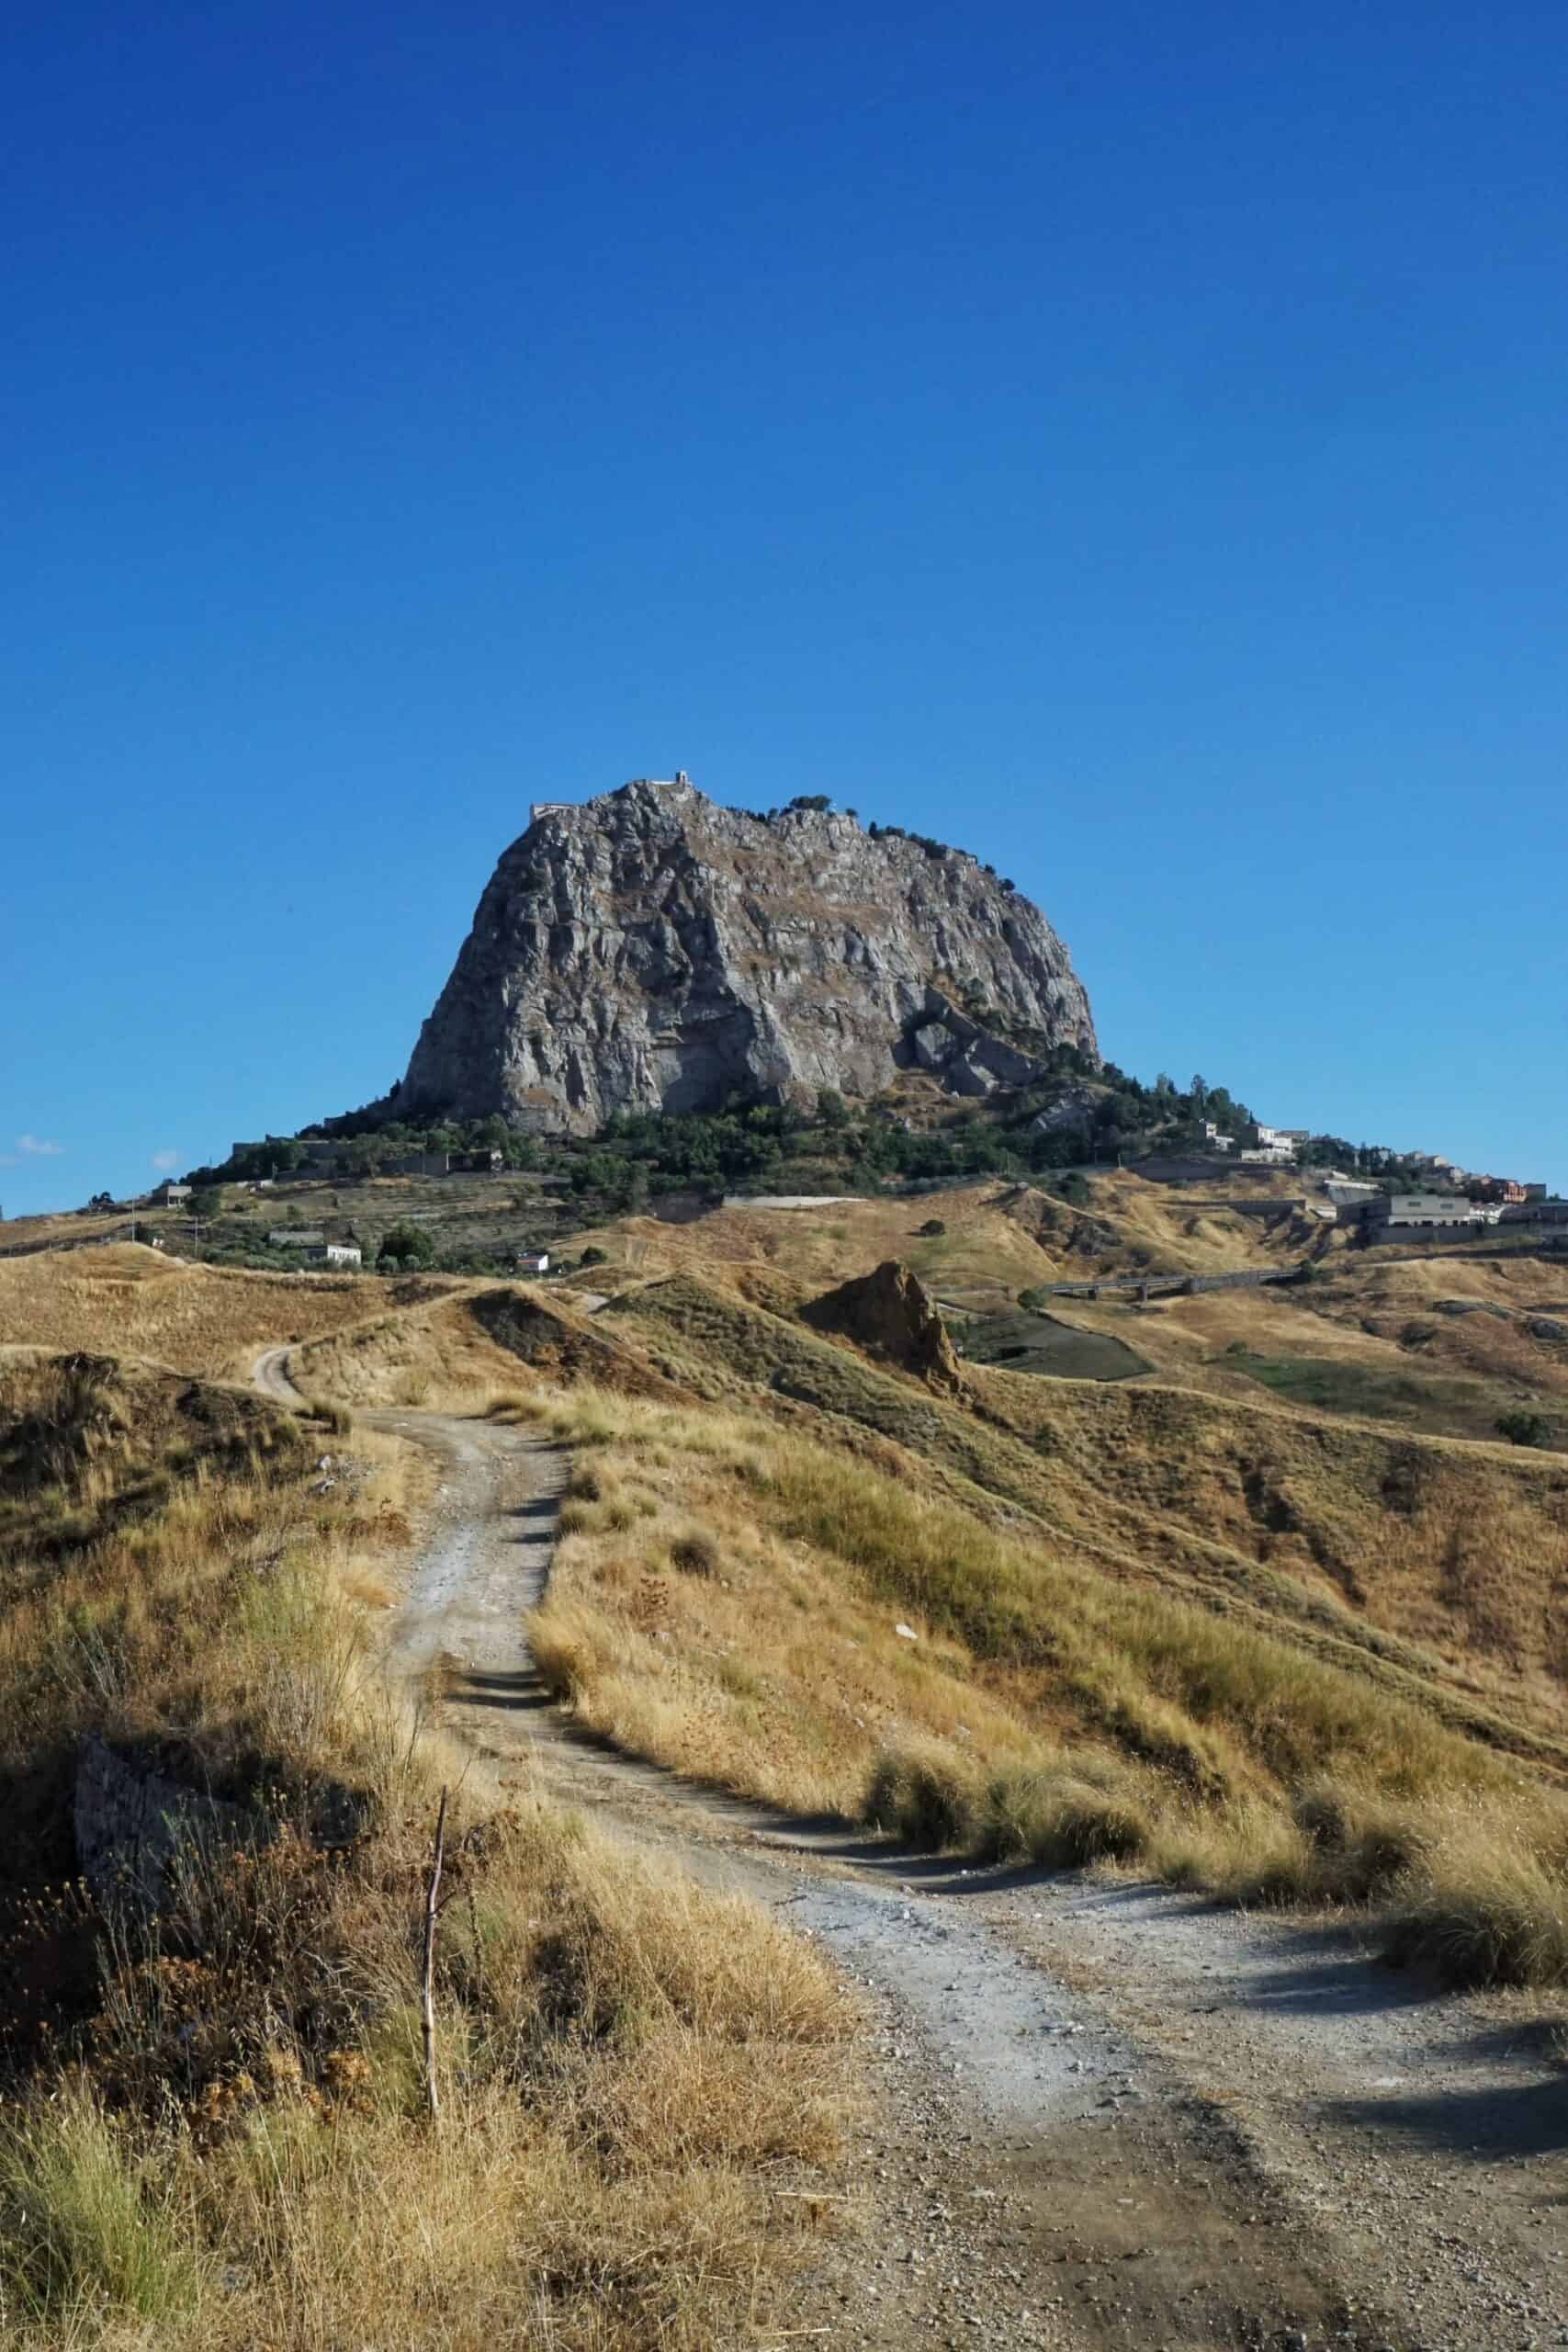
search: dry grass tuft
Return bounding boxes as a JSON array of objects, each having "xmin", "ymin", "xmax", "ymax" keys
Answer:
[
  {"xmin": 670, "ymin": 1527, "xmax": 721, "ymax": 1577},
  {"xmin": 1384, "ymin": 1810, "xmax": 1568, "ymax": 1988},
  {"xmin": 301, "ymin": 1394, "xmax": 354, "ymax": 1436}
]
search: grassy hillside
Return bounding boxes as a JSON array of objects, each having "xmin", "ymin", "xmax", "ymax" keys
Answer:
[
  {"xmin": 524, "ymin": 1374, "xmax": 1568, "ymax": 1984},
  {"xmin": 13, "ymin": 1208, "xmax": 1568, "ymax": 2086},
  {"xmin": 0, "ymin": 1243, "xmax": 457, "ymax": 1381},
  {"xmin": 287, "ymin": 1254, "xmax": 1568, "ymax": 1984},
  {"xmin": 0, "ymin": 1346, "xmax": 853, "ymax": 2349},
  {"xmin": 559, "ymin": 1170, "xmax": 1321, "ymax": 1306}
]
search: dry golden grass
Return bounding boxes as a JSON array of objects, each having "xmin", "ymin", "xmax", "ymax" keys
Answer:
[
  {"xmin": 0, "ymin": 1811, "xmax": 855, "ymax": 2352},
  {"xmin": 1306, "ymin": 1256, "xmax": 1568, "ymax": 1394},
  {"xmin": 0, "ymin": 1355, "xmax": 860, "ymax": 2349},
  {"xmin": 527, "ymin": 1385, "xmax": 1515, "ymax": 1806},
  {"xmin": 575, "ymin": 1170, "xmax": 1313, "ymax": 1317},
  {"xmin": 522, "ymin": 1375, "xmax": 1568, "ymax": 1988},
  {"xmin": 0, "ymin": 1245, "xmax": 412, "ymax": 1381},
  {"xmin": 602, "ymin": 1268, "xmax": 1568, "ymax": 1763},
  {"xmin": 275, "ymin": 1197, "xmax": 1568, "ymax": 1999},
  {"xmin": 0, "ymin": 1354, "xmax": 417, "ymax": 1879},
  {"xmin": 968, "ymin": 1365, "xmax": 1568, "ymax": 1735},
  {"xmin": 290, "ymin": 1283, "xmax": 690, "ymax": 1414},
  {"xmin": 288, "ymin": 1291, "xmax": 540, "ymax": 1408},
  {"xmin": 530, "ymin": 1396, "xmax": 1046, "ymax": 1818},
  {"xmin": 310, "ymin": 1264, "xmax": 1568, "ymax": 1769},
  {"xmin": 0, "ymin": 1207, "xmax": 129, "ymax": 1250}
]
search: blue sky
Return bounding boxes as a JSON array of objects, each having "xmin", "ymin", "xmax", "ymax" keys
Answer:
[{"xmin": 4, "ymin": 0, "xmax": 1565, "ymax": 1216}]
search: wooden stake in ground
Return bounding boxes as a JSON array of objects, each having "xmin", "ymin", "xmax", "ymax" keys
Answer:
[{"xmin": 422, "ymin": 1785, "xmax": 448, "ymax": 2121}]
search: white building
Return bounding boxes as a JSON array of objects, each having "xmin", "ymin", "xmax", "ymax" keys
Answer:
[
  {"xmin": 268, "ymin": 1233, "xmax": 362, "ymax": 1268},
  {"xmin": 514, "ymin": 1250, "xmax": 549, "ymax": 1276},
  {"xmin": 1245, "ymin": 1124, "xmax": 1299, "ymax": 1162},
  {"xmin": 1367, "ymin": 1193, "xmax": 1483, "ymax": 1236}
]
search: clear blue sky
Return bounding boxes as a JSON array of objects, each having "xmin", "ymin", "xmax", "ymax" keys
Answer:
[{"xmin": 4, "ymin": 0, "xmax": 1565, "ymax": 1216}]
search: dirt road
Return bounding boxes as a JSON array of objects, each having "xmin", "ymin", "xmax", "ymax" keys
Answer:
[{"xmin": 254, "ymin": 1345, "xmax": 1568, "ymax": 2351}]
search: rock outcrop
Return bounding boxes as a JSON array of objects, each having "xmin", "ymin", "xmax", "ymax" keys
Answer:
[
  {"xmin": 801, "ymin": 1261, "xmax": 964, "ymax": 1392},
  {"xmin": 74, "ymin": 1735, "xmax": 248, "ymax": 1912},
  {"xmin": 394, "ymin": 776, "xmax": 1097, "ymax": 1133}
]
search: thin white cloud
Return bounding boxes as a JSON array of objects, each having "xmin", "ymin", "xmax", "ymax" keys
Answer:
[
  {"xmin": 150, "ymin": 1149, "xmax": 180, "ymax": 1172},
  {"xmin": 16, "ymin": 1135, "xmax": 63, "ymax": 1157}
]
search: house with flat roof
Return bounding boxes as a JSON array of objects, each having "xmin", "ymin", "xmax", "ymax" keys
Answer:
[{"xmin": 1366, "ymin": 1193, "xmax": 1483, "ymax": 1237}]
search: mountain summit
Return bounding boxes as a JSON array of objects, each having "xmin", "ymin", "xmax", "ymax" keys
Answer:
[{"xmin": 395, "ymin": 775, "xmax": 1097, "ymax": 1131}]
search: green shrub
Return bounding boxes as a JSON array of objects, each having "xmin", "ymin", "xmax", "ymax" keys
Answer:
[
  {"xmin": 1495, "ymin": 1408, "xmax": 1553, "ymax": 1448},
  {"xmin": 0, "ymin": 2088, "xmax": 198, "ymax": 2322},
  {"xmin": 377, "ymin": 1222, "xmax": 436, "ymax": 1272}
]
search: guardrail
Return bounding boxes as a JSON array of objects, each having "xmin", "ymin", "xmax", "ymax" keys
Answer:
[{"xmin": 1038, "ymin": 1265, "xmax": 1307, "ymax": 1301}]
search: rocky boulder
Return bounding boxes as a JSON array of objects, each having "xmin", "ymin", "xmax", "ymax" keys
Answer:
[
  {"xmin": 74, "ymin": 1735, "xmax": 247, "ymax": 1912},
  {"xmin": 391, "ymin": 777, "xmax": 1097, "ymax": 1132},
  {"xmin": 801, "ymin": 1260, "xmax": 964, "ymax": 1392}
]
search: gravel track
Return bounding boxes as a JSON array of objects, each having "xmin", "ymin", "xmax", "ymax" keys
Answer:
[{"xmin": 254, "ymin": 1343, "xmax": 1568, "ymax": 2351}]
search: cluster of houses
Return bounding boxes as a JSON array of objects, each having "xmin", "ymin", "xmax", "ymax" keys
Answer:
[
  {"xmin": 1315, "ymin": 1176, "xmax": 1556, "ymax": 1241},
  {"xmin": 1362, "ymin": 1188, "xmax": 1560, "ymax": 1240},
  {"xmin": 132, "ymin": 1157, "xmax": 557, "ymax": 1281},
  {"xmin": 1201, "ymin": 1121, "xmax": 1311, "ymax": 1165},
  {"xmin": 1179, "ymin": 1121, "xmax": 1562, "ymax": 1243}
]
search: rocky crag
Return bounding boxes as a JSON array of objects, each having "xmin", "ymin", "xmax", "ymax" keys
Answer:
[
  {"xmin": 394, "ymin": 777, "xmax": 1096, "ymax": 1132},
  {"xmin": 802, "ymin": 1261, "xmax": 964, "ymax": 1392}
]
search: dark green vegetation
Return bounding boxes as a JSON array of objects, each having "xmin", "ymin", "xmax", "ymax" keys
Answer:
[
  {"xmin": 271, "ymin": 1059, "xmax": 1461, "ymax": 1205},
  {"xmin": 1497, "ymin": 1408, "xmax": 1555, "ymax": 1448},
  {"xmin": 1222, "ymin": 1346, "xmax": 1568, "ymax": 1453},
  {"xmin": 199, "ymin": 1115, "xmax": 538, "ymax": 1184},
  {"xmin": 952, "ymin": 1306, "xmax": 1149, "ymax": 1383},
  {"xmin": 376, "ymin": 1221, "xmax": 436, "ymax": 1271}
]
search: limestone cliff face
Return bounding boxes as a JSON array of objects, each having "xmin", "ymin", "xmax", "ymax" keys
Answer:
[{"xmin": 396, "ymin": 778, "xmax": 1097, "ymax": 1132}]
